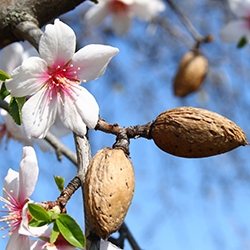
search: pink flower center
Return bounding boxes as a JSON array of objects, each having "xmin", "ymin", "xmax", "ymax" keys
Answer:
[
  {"xmin": 46, "ymin": 63, "xmax": 81, "ymax": 100},
  {"xmin": 108, "ymin": 0, "xmax": 129, "ymax": 13},
  {"xmin": 0, "ymin": 188, "xmax": 26, "ymax": 235}
]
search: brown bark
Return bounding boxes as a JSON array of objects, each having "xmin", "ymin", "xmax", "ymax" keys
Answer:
[{"xmin": 0, "ymin": 0, "xmax": 91, "ymax": 48}]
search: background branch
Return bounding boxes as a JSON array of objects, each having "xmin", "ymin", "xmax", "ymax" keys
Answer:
[{"xmin": 165, "ymin": 0, "xmax": 212, "ymax": 47}]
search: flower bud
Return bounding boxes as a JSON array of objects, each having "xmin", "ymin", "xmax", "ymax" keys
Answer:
[
  {"xmin": 84, "ymin": 147, "xmax": 135, "ymax": 239},
  {"xmin": 151, "ymin": 107, "xmax": 247, "ymax": 158},
  {"xmin": 173, "ymin": 50, "xmax": 208, "ymax": 97}
]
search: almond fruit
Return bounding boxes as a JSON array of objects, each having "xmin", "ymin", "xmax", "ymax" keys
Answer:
[
  {"xmin": 84, "ymin": 148, "xmax": 134, "ymax": 239},
  {"xmin": 151, "ymin": 107, "xmax": 247, "ymax": 158},
  {"xmin": 173, "ymin": 50, "xmax": 208, "ymax": 97}
]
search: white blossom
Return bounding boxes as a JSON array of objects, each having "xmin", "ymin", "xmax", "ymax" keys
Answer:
[
  {"xmin": 85, "ymin": 0, "xmax": 165, "ymax": 35},
  {"xmin": 7, "ymin": 19, "xmax": 119, "ymax": 138}
]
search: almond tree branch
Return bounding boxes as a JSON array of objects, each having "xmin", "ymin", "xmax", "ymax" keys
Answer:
[
  {"xmin": 0, "ymin": 0, "xmax": 95, "ymax": 48},
  {"xmin": 73, "ymin": 133, "xmax": 94, "ymax": 250},
  {"xmin": 95, "ymin": 118, "xmax": 153, "ymax": 139}
]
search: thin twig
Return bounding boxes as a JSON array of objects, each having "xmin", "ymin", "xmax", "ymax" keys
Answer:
[
  {"xmin": 165, "ymin": 0, "xmax": 213, "ymax": 46},
  {"xmin": 95, "ymin": 118, "xmax": 153, "ymax": 139},
  {"xmin": 44, "ymin": 132, "xmax": 78, "ymax": 165},
  {"xmin": 165, "ymin": 0, "xmax": 201, "ymax": 40}
]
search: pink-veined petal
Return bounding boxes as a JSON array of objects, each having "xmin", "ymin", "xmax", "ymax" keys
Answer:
[
  {"xmin": 58, "ymin": 89, "xmax": 88, "ymax": 136},
  {"xmin": 85, "ymin": 2, "xmax": 109, "ymax": 26},
  {"xmin": 74, "ymin": 86, "xmax": 99, "ymax": 129},
  {"xmin": 6, "ymin": 57, "xmax": 48, "ymax": 97},
  {"xmin": 72, "ymin": 44, "xmax": 119, "ymax": 81},
  {"xmin": 39, "ymin": 19, "xmax": 76, "ymax": 67},
  {"xmin": 18, "ymin": 147, "xmax": 38, "ymax": 203},
  {"xmin": 21, "ymin": 87, "xmax": 57, "ymax": 139},
  {"xmin": 4, "ymin": 168, "xmax": 19, "ymax": 200},
  {"xmin": 30, "ymin": 240, "xmax": 47, "ymax": 250},
  {"xmin": 220, "ymin": 20, "xmax": 250, "ymax": 42},
  {"xmin": 6, "ymin": 231, "xmax": 30, "ymax": 250},
  {"xmin": 0, "ymin": 42, "xmax": 24, "ymax": 74},
  {"xmin": 112, "ymin": 13, "xmax": 131, "ymax": 34},
  {"xmin": 229, "ymin": 0, "xmax": 250, "ymax": 17}
]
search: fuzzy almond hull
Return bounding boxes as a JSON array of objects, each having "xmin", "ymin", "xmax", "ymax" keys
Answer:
[
  {"xmin": 173, "ymin": 51, "xmax": 208, "ymax": 97},
  {"xmin": 84, "ymin": 148, "xmax": 135, "ymax": 239},
  {"xmin": 151, "ymin": 107, "xmax": 247, "ymax": 158}
]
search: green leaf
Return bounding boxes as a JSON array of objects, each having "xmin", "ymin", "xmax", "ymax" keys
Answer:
[
  {"xmin": 0, "ymin": 83, "xmax": 10, "ymax": 100},
  {"xmin": 55, "ymin": 214, "xmax": 85, "ymax": 249},
  {"xmin": 237, "ymin": 36, "xmax": 248, "ymax": 48},
  {"xmin": 54, "ymin": 176, "xmax": 65, "ymax": 192},
  {"xmin": 0, "ymin": 69, "xmax": 10, "ymax": 81},
  {"xmin": 9, "ymin": 97, "xmax": 26, "ymax": 125},
  {"xmin": 29, "ymin": 218, "xmax": 48, "ymax": 227},
  {"xmin": 28, "ymin": 203, "xmax": 51, "ymax": 223},
  {"xmin": 50, "ymin": 223, "xmax": 60, "ymax": 244}
]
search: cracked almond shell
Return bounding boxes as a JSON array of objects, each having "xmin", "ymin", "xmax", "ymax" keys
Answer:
[
  {"xmin": 173, "ymin": 50, "xmax": 208, "ymax": 97},
  {"xmin": 84, "ymin": 148, "xmax": 135, "ymax": 239},
  {"xmin": 151, "ymin": 107, "xmax": 247, "ymax": 158}
]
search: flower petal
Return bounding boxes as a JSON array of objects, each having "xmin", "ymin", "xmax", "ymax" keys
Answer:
[
  {"xmin": 132, "ymin": 0, "xmax": 165, "ymax": 20},
  {"xmin": 85, "ymin": 2, "xmax": 109, "ymax": 26},
  {"xmin": 6, "ymin": 232, "xmax": 30, "ymax": 250},
  {"xmin": 6, "ymin": 57, "xmax": 48, "ymax": 97},
  {"xmin": 220, "ymin": 20, "xmax": 250, "ymax": 42},
  {"xmin": 72, "ymin": 44, "xmax": 119, "ymax": 81},
  {"xmin": 50, "ymin": 115, "xmax": 71, "ymax": 137},
  {"xmin": 39, "ymin": 19, "xmax": 76, "ymax": 66},
  {"xmin": 22, "ymin": 87, "xmax": 57, "ymax": 138},
  {"xmin": 0, "ymin": 42, "xmax": 24, "ymax": 74},
  {"xmin": 4, "ymin": 168, "xmax": 19, "ymax": 199},
  {"xmin": 58, "ymin": 90, "xmax": 87, "ymax": 136},
  {"xmin": 112, "ymin": 13, "xmax": 131, "ymax": 34},
  {"xmin": 229, "ymin": 0, "xmax": 250, "ymax": 17},
  {"xmin": 18, "ymin": 146, "xmax": 38, "ymax": 203},
  {"xmin": 74, "ymin": 86, "xmax": 99, "ymax": 128}
]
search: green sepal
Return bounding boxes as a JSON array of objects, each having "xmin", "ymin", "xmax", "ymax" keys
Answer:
[
  {"xmin": 0, "ymin": 83, "xmax": 10, "ymax": 100},
  {"xmin": 9, "ymin": 97, "xmax": 26, "ymax": 125},
  {"xmin": 54, "ymin": 176, "xmax": 65, "ymax": 192},
  {"xmin": 0, "ymin": 69, "xmax": 10, "ymax": 81}
]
